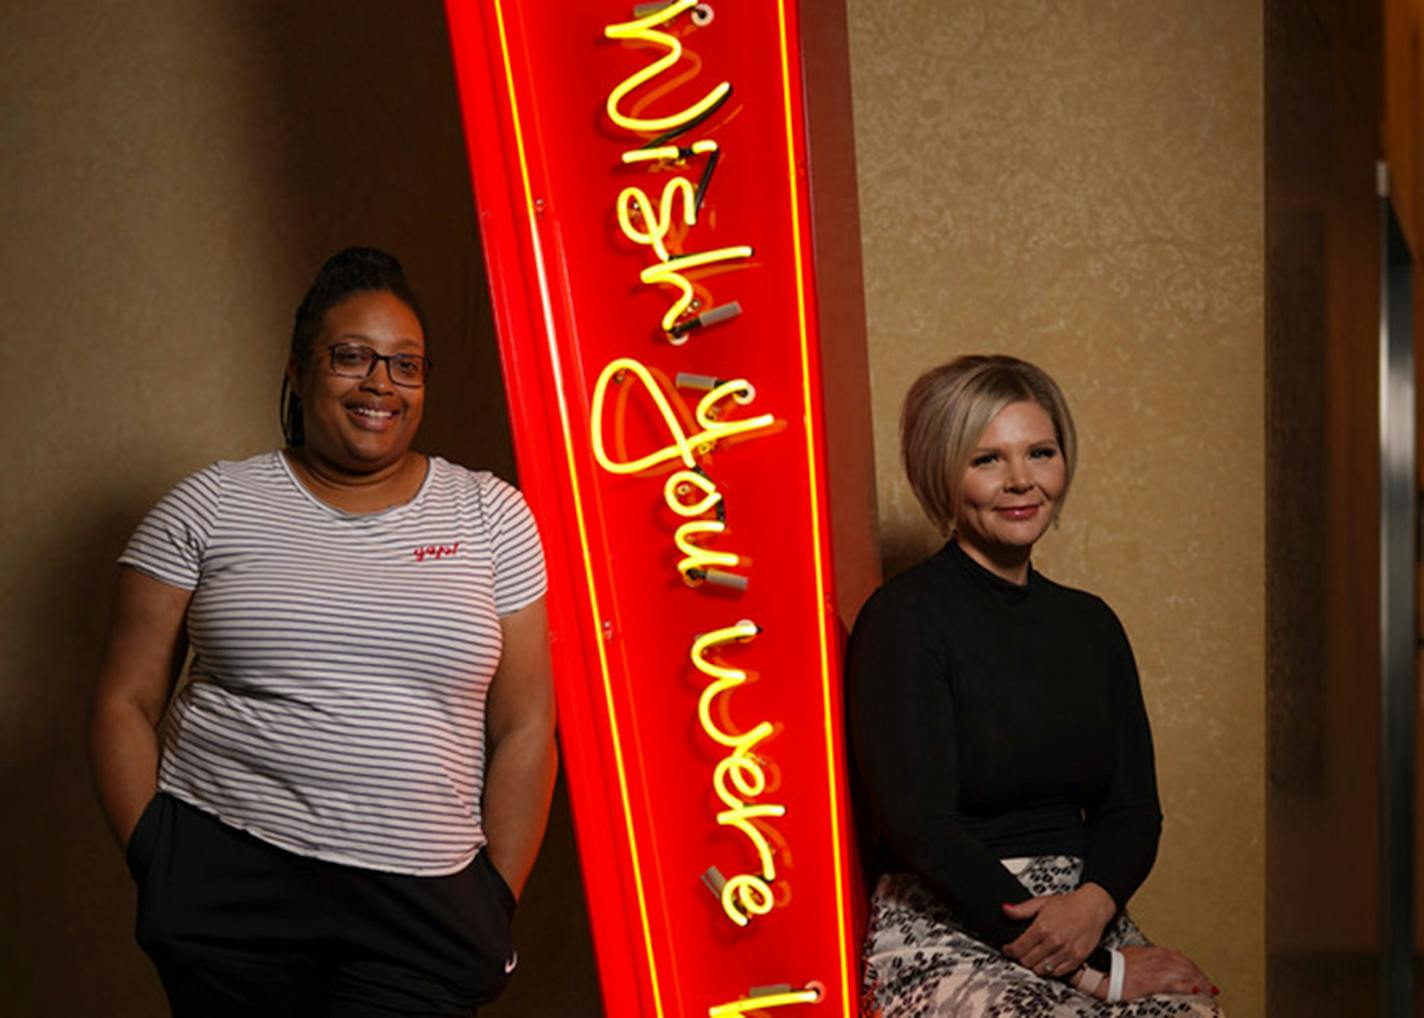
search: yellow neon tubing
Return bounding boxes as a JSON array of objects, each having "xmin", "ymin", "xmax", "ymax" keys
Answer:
[
  {"xmin": 664, "ymin": 469, "xmax": 721, "ymax": 517},
  {"xmin": 490, "ymin": 1, "xmax": 667, "ymax": 1012},
  {"xmin": 708, "ymin": 988, "xmax": 822, "ymax": 1017},
  {"xmin": 616, "ymin": 177, "xmax": 697, "ymax": 263},
  {"xmin": 696, "ymin": 378, "xmax": 758, "ymax": 426},
  {"xmin": 699, "ymin": 682, "xmax": 774, "ymax": 753},
  {"xmin": 776, "ymin": 0, "xmax": 853, "ymax": 1013},
  {"xmin": 590, "ymin": 358, "xmax": 774, "ymax": 475},
  {"xmin": 605, "ymin": 0, "xmax": 732, "ymax": 133},
  {"xmin": 690, "ymin": 624, "xmax": 759, "ymax": 744},
  {"xmin": 721, "ymin": 872, "xmax": 776, "ymax": 927},
  {"xmin": 689, "ymin": 622, "xmax": 757, "ymax": 678},
  {"xmin": 689, "ymin": 620, "xmax": 785, "ymax": 926},
  {"xmin": 716, "ymin": 802, "xmax": 784, "ymax": 877},
  {"xmin": 591, "ymin": 358, "xmax": 698, "ymax": 474},
  {"xmin": 641, "ymin": 246, "xmax": 754, "ymax": 333},
  {"xmin": 710, "ymin": 739, "xmax": 778, "ymax": 812},
  {"xmin": 622, "ymin": 139, "xmax": 719, "ymax": 164},
  {"xmin": 675, "ymin": 520, "xmax": 740, "ymax": 576},
  {"xmin": 712, "ymin": 743, "xmax": 768, "ymax": 801}
]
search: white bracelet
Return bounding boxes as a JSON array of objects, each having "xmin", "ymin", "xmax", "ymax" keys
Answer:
[
  {"xmin": 1077, "ymin": 966, "xmax": 1104, "ymax": 996},
  {"xmin": 1107, "ymin": 948, "xmax": 1125, "ymax": 1003}
]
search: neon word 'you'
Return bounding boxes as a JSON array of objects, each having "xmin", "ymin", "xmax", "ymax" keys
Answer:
[{"xmin": 590, "ymin": 357, "xmax": 773, "ymax": 589}]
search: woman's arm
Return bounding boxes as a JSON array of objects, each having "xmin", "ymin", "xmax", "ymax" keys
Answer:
[
  {"xmin": 1080, "ymin": 603, "xmax": 1162, "ymax": 907},
  {"xmin": 1001, "ymin": 601, "xmax": 1162, "ymax": 977},
  {"xmin": 996, "ymin": 600, "xmax": 1161, "ymax": 973},
  {"xmin": 846, "ymin": 587, "xmax": 1035, "ymax": 947},
  {"xmin": 89, "ymin": 567, "xmax": 191, "ymax": 848},
  {"xmin": 480, "ymin": 596, "xmax": 557, "ymax": 900}
]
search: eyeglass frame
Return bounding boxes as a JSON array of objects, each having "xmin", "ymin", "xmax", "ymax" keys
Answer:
[{"xmin": 323, "ymin": 342, "xmax": 434, "ymax": 388}]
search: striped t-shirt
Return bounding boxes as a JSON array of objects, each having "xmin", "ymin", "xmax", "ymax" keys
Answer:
[{"xmin": 119, "ymin": 451, "xmax": 546, "ymax": 876}]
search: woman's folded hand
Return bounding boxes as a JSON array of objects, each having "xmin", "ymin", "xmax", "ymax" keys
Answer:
[{"xmin": 1001, "ymin": 882, "xmax": 1117, "ymax": 976}]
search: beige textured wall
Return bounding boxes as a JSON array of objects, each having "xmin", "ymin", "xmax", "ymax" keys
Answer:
[
  {"xmin": 4, "ymin": 1, "xmax": 1269, "ymax": 1013},
  {"xmin": 1, "ymin": 3, "xmax": 598, "ymax": 1014},
  {"xmin": 846, "ymin": 2, "xmax": 1265, "ymax": 1014}
]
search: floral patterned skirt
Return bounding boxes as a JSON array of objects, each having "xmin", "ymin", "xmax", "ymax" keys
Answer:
[{"xmin": 862, "ymin": 857, "xmax": 1224, "ymax": 1017}]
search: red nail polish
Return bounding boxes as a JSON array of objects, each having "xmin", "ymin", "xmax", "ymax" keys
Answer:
[
  {"xmin": 1210, "ymin": 986, "xmax": 1220, "ymax": 996},
  {"xmin": 1192, "ymin": 986, "xmax": 1200, "ymax": 994}
]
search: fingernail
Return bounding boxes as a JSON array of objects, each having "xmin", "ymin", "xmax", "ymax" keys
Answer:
[
  {"xmin": 1210, "ymin": 986, "xmax": 1220, "ymax": 996},
  {"xmin": 1192, "ymin": 986, "xmax": 1200, "ymax": 994}
]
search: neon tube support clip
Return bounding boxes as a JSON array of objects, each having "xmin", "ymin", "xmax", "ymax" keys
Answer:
[{"xmin": 669, "ymin": 301, "xmax": 744, "ymax": 342}]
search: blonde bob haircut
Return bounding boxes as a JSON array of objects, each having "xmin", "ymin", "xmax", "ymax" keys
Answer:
[{"xmin": 901, "ymin": 354, "xmax": 1078, "ymax": 535}]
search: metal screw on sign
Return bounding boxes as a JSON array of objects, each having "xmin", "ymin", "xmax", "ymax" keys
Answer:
[{"xmin": 691, "ymin": 3, "xmax": 714, "ymax": 26}]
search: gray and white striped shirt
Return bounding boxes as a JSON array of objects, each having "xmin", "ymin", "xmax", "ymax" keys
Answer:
[{"xmin": 120, "ymin": 451, "xmax": 546, "ymax": 875}]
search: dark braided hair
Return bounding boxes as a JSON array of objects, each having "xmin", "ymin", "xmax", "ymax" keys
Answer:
[{"xmin": 281, "ymin": 247, "xmax": 429, "ymax": 446}]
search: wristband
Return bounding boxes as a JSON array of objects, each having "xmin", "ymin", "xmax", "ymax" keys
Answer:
[
  {"xmin": 1076, "ymin": 966, "xmax": 1104, "ymax": 996},
  {"xmin": 1107, "ymin": 948, "xmax": 1125, "ymax": 1003}
]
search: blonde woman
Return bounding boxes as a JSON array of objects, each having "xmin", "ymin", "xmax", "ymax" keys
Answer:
[{"xmin": 847, "ymin": 355, "xmax": 1221, "ymax": 1016}]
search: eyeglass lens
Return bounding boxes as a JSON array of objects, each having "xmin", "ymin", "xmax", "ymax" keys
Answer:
[{"xmin": 328, "ymin": 344, "xmax": 429, "ymax": 386}]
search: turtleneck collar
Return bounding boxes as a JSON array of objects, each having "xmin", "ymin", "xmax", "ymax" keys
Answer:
[{"xmin": 943, "ymin": 538, "xmax": 1035, "ymax": 604}]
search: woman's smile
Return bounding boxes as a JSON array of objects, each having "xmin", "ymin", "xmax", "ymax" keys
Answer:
[
  {"xmin": 346, "ymin": 400, "xmax": 401, "ymax": 429},
  {"xmin": 994, "ymin": 503, "xmax": 1042, "ymax": 521}
]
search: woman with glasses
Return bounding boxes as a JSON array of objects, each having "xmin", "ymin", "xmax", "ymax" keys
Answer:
[
  {"xmin": 848, "ymin": 355, "xmax": 1221, "ymax": 1017},
  {"xmin": 88, "ymin": 248, "xmax": 554, "ymax": 1017}
]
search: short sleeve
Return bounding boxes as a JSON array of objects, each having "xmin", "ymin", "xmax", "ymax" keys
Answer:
[
  {"xmin": 117, "ymin": 464, "xmax": 223, "ymax": 590},
  {"xmin": 478, "ymin": 473, "xmax": 547, "ymax": 616}
]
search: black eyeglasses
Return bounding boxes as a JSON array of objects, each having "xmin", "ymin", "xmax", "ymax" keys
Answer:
[{"xmin": 326, "ymin": 343, "xmax": 433, "ymax": 388}]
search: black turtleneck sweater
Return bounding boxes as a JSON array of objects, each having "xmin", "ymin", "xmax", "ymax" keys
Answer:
[{"xmin": 845, "ymin": 541, "xmax": 1162, "ymax": 949}]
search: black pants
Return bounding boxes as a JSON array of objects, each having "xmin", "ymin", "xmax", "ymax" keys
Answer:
[{"xmin": 127, "ymin": 793, "xmax": 516, "ymax": 1017}]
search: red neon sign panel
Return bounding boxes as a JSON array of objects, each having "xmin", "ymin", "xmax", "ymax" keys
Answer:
[{"xmin": 445, "ymin": 3, "xmax": 859, "ymax": 1014}]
